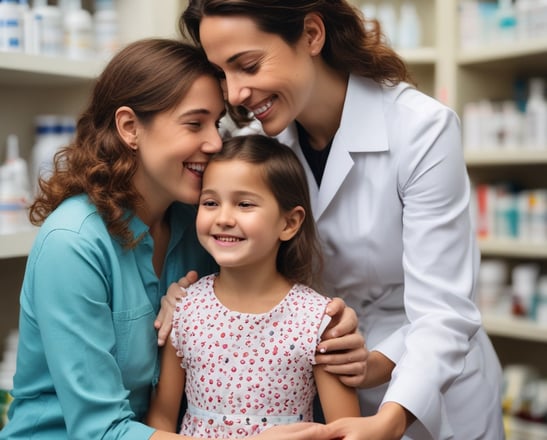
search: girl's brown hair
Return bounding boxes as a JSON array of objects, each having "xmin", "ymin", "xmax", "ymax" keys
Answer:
[
  {"xmin": 29, "ymin": 38, "xmax": 220, "ymax": 248},
  {"xmin": 209, "ymin": 134, "xmax": 322, "ymax": 287}
]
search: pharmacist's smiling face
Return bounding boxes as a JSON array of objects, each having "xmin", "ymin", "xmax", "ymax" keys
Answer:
[{"xmin": 131, "ymin": 75, "xmax": 224, "ymax": 214}]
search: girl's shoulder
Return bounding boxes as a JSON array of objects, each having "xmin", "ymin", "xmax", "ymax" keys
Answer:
[{"xmin": 287, "ymin": 284, "xmax": 331, "ymax": 311}]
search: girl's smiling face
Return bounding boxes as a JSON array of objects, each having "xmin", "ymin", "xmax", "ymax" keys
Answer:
[{"xmin": 196, "ymin": 159, "xmax": 290, "ymax": 271}]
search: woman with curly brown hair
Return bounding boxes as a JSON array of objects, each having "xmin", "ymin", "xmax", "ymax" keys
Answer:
[
  {"xmin": 180, "ymin": 1, "xmax": 505, "ymax": 439},
  {"xmin": 0, "ymin": 38, "xmax": 228, "ymax": 440}
]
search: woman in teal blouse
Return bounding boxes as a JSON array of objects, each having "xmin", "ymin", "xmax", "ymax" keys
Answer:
[{"xmin": 0, "ymin": 38, "xmax": 365, "ymax": 440}]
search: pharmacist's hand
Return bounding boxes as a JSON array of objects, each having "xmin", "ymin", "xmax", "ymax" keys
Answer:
[
  {"xmin": 154, "ymin": 270, "xmax": 199, "ymax": 346},
  {"xmin": 251, "ymin": 422, "xmax": 330, "ymax": 440},
  {"xmin": 323, "ymin": 403, "xmax": 413, "ymax": 440},
  {"xmin": 315, "ymin": 298, "xmax": 368, "ymax": 387}
]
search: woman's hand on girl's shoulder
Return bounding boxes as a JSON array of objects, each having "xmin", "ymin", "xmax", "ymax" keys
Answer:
[
  {"xmin": 315, "ymin": 298, "xmax": 369, "ymax": 387},
  {"xmin": 154, "ymin": 270, "xmax": 199, "ymax": 346}
]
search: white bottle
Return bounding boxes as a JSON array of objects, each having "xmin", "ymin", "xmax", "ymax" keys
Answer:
[
  {"xmin": 0, "ymin": 0, "xmax": 23, "ymax": 52},
  {"xmin": 516, "ymin": 0, "xmax": 534, "ymax": 41},
  {"xmin": 376, "ymin": 3, "xmax": 397, "ymax": 47},
  {"xmin": 0, "ymin": 134, "xmax": 31, "ymax": 234},
  {"xmin": 496, "ymin": 0, "xmax": 517, "ymax": 42},
  {"xmin": 62, "ymin": 0, "xmax": 93, "ymax": 59},
  {"xmin": 525, "ymin": 77, "xmax": 547, "ymax": 149},
  {"xmin": 30, "ymin": 115, "xmax": 61, "ymax": 195},
  {"xmin": 397, "ymin": 1, "xmax": 421, "ymax": 49},
  {"xmin": 3, "ymin": 134, "xmax": 31, "ymax": 202},
  {"xmin": 94, "ymin": 0, "xmax": 119, "ymax": 60},
  {"xmin": 500, "ymin": 100, "xmax": 523, "ymax": 149},
  {"xmin": 32, "ymin": 0, "xmax": 63, "ymax": 56}
]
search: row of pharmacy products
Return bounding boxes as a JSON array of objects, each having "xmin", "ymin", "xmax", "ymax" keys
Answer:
[
  {"xmin": 0, "ymin": 114, "xmax": 75, "ymax": 235},
  {"xmin": 463, "ymin": 77, "xmax": 547, "ymax": 151},
  {"xmin": 472, "ymin": 183, "xmax": 547, "ymax": 244},
  {"xmin": 0, "ymin": 0, "xmax": 119, "ymax": 60}
]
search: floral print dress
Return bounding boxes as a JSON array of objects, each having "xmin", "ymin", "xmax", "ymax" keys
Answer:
[{"xmin": 170, "ymin": 274, "xmax": 331, "ymax": 438}]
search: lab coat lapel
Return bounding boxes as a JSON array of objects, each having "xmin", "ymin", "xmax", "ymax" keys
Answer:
[
  {"xmin": 277, "ymin": 75, "xmax": 389, "ymax": 219},
  {"xmin": 316, "ymin": 76, "xmax": 389, "ymax": 219}
]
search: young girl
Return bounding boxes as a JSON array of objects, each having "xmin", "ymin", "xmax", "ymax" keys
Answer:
[{"xmin": 146, "ymin": 134, "xmax": 361, "ymax": 436}]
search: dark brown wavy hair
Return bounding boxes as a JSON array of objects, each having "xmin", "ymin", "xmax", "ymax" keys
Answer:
[
  {"xmin": 209, "ymin": 135, "xmax": 322, "ymax": 287},
  {"xmin": 29, "ymin": 38, "xmax": 220, "ymax": 248},
  {"xmin": 180, "ymin": 0, "xmax": 413, "ymax": 84}
]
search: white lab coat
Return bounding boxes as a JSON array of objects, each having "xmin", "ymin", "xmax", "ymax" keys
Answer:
[{"xmin": 276, "ymin": 75, "xmax": 505, "ymax": 439}]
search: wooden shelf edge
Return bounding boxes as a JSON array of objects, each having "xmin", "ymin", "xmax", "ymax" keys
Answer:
[
  {"xmin": 458, "ymin": 38, "xmax": 547, "ymax": 65},
  {"xmin": 478, "ymin": 239, "xmax": 547, "ymax": 259},
  {"xmin": 484, "ymin": 314, "xmax": 547, "ymax": 343},
  {"xmin": 0, "ymin": 52, "xmax": 104, "ymax": 84},
  {"xmin": 0, "ymin": 229, "xmax": 38, "ymax": 259},
  {"xmin": 465, "ymin": 149, "xmax": 547, "ymax": 165}
]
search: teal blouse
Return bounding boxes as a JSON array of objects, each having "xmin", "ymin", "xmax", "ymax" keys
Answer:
[{"xmin": 0, "ymin": 194, "xmax": 216, "ymax": 439}]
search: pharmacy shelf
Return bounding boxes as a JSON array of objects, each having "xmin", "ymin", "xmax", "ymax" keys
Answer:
[
  {"xmin": 465, "ymin": 149, "xmax": 547, "ymax": 166},
  {"xmin": 0, "ymin": 229, "xmax": 38, "ymax": 259},
  {"xmin": 483, "ymin": 314, "xmax": 547, "ymax": 343},
  {"xmin": 0, "ymin": 52, "xmax": 104, "ymax": 86},
  {"xmin": 398, "ymin": 46, "xmax": 437, "ymax": 65},
  {"xmin": 479, "ymin": 239, "xmax": 547, "ymax": 259},
  {"xmin": 506, "ymin": 416, "xmax": 547, "ymax": 440},
  {"xmin": 458, "ymin": 37, "xmax": 547, "ymax": 66}
]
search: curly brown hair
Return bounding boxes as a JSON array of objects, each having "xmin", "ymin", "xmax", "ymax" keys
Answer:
[{"xmin": 29, "ymin": 38, "xmax": 220, "ymax": 248}]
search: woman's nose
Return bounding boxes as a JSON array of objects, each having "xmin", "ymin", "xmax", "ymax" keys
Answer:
[
  {"xmin": 202, "ymin": 126, "xmax": 223, "ymax": 154},
  {"xmin": 225, "ymin": 74, "xmax": 251, "ymax": 107}
]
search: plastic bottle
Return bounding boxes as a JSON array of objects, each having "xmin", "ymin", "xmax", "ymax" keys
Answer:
[
  {"xmin": 0, "ymin": 134, "xmax": 31, "ymax": 234},
  {"xmin": 525, "ymin": 77, "xmax": 547, "ymax": 149},
  {"xmin": 516, "ymin": 0, "xmax": 534, "ymax": 41},
  {"xmin": 500, "ymin": 100, "xmax": 523, "ymax": 148},
  {"xmin": 511, "ymin": 263, "xmax": 540, "ymax": 317},
  {"xmin": 0, "ymin": 0, "xmax": 23, "ymax": 52},
  {"xmin": 496, "ymin": 0, "xmax": 517, "ymax": 42},
  {"xmin": 94, "ymin": 0, "xmax": 119, "ymax": 60},
  {"xmin": 32, "ymin": 0, "xmax": 63, "ymax": 56},
  {"xmin": 397, "ymin": 1, "xmax": 421, "ymax": 49},
  {"xmin": 478, "ymin": 259, "xmax": 508, "ymax": 314},
  {"xmin": 376, "ymin": 3, "xmax": 397, "ymax": 47},
  {"xmin": 62, "ymin": 0, "xmax": 93, "ymax": 59},
  {"xmin": 30, "ymin": 115, "xmax": 62, "ymax": 195}
]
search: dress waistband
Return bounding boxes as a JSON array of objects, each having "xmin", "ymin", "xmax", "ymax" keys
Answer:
[{"xmin": 186, "ymin": 403, "xmax": 304, "ymax": 426}]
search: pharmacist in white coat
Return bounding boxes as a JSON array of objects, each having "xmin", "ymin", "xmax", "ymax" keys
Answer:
[{"xmin": 181, "ymin": 0, "xmax": 505, "ymax": 438}]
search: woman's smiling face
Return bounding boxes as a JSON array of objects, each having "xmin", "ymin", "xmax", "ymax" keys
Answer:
[
  {"xmin": 132, "ymin": 74, "xmax": 225, "ymax": 213},
  {"xmin": 199, "ymin": 14, "xmax": 318, "ymax": 136}
]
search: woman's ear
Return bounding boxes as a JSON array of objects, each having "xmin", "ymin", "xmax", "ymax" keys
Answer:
[
  {"xmin": 280, "ymin": 206, "xmax": 306, "ymax": 242},
  {"xmin": 115, "ymin": 106, "xmax": 139, "ymax": 150},
  {"xmin": 303, "ymin": 12, "xmax": 326, "ymax": 56}
]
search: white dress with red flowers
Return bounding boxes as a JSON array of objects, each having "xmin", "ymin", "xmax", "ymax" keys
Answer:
[{"xmin": 170, "ymin": 274, "xmax": 331, "ymax": 438}]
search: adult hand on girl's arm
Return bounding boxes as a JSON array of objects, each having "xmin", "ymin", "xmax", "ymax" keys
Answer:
[
  {"xmin": 315, "ymin": 298, "xmax": 369, "ymax": 387},
  {"xmin": 154, "ymin": 270, "xmax": 199, "ymax": 346},
  {"xmin": 251, "ymin": 422, "xmax": 331, "ymax": 440},
  {"xmin": 323, "ymin": 402, "xmax": 415, "ymax": 440}
]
